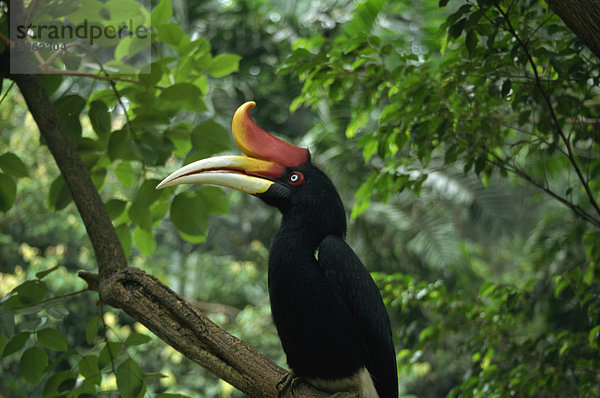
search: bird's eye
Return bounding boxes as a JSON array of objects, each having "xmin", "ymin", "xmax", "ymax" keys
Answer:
[{"xmin": 288, "ymin": 171, "xmax": 305, "ymax": 186}]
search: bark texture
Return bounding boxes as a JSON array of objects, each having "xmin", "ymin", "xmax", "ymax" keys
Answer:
[{"xmin": 547, "ymin": 0, "xmax": 600, "ymax": 60}]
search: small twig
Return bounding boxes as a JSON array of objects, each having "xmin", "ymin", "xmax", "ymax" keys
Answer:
[
  {"xmin": 488, "ymin": 151, "xmax": 600, "ymax": 228},
  {"xmin": 42, "ymin": 41, "xmax": 136, "ymax": 134},
  {"xmin": 79, "ymin": 271, "xmax": 99, "ymax": 291},
  {"xmin": 10, "ymin": 288, "xmax": 88, "ymax": 311},
  {"xmin": 100, "ymin": 303, "xmax": 119, "ymax": 376},
  {"xmin": 42, "ymin": 68, "xmax": 143, "ymax": 85},
  {"xmin": 0, "ymin": 80, "xmax": 15, "ymax": 105},
  {"xmin": 23, "ymin": 0, "xmax": 40, "ymax": 28}
]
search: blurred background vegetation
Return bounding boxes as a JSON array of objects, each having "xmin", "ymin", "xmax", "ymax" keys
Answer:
[{"xmin": 1, "ymin": 0, "xmax": 599, "ymax": 397}]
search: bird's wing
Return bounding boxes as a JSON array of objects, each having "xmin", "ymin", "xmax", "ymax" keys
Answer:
[{"xmin": 318, "ymin": 235, "xmax": 398, "ymax": 398}]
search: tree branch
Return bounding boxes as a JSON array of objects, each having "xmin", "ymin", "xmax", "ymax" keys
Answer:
[{"xmin": 79, "ymin": 270, "xmax": 335, "ymax": 398}]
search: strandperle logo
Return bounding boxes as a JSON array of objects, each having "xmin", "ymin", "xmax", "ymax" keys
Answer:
[
  {"xmin": 9, "ymin": 0, "xmax": 151, "ymax": 75},
  {"xmin": 15, "ymin": 19, "xmax": 149, "ymax": 46}
]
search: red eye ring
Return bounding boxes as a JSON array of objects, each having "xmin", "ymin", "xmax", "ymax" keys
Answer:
[{"xmin": 288, "ymin": 171, "xmax": 305, "ymax": 186}]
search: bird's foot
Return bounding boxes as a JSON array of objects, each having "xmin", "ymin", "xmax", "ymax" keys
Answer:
[{"xmin": 277, "ymin": 370, "xmax": 303, "ymax": 397}]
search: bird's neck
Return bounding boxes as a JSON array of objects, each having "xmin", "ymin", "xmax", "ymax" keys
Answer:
[{"xmin": 278, "ymin": 205, "xmax": 343, "ymax": 250}]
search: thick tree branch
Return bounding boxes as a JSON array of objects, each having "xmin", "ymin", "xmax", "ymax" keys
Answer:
[{"xmin": 79, "ymin": 270, "xmax": 337, "ymax": 398}]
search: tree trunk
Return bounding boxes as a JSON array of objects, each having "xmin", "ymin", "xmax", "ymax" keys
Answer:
[{"xmin": 547, "ymin": 0, "xmax": 600, "ymax": 60}]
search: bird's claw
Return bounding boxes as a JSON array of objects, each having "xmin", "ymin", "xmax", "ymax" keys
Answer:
[{"xmin": 277, "ymin": 370, "xmax": 302, "ymax": 397}]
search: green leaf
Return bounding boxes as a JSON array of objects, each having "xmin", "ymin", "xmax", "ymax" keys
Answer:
[
  {"xmin": 128, "ymin": 179, "xmax": 163, "ymax": 230},
  {"xmin": 88, "ymin": 100, "xmax": 111, "ymax": 137},
  {"xmin": 0, "ymin": 333, "xmax": 7, "ymax": 355},
  {"xmin": 165, "ymin": 123, "xmax": 193, "ymax": 157},
  {"xmin": 47, "ymin": 175, "xmax": 73, "ymax": 211},
  {"xmin": 0, "ymin": 173, "xmax": 16, "ymax": 212},
  {"xmin": 132, "ymin": 179, "xmax": 163, "ymax": 208},
  {"xmin": 105, "ymin": 199, "xmax": 127, "ymax": 220},
  {"xmin": 126, "ymin": 332, "xmax": 152, "ymax": 346},
  {"xmin": 361, "ymin": 139, "xmax": 378, "ymax": 162},
  {"xmin": 133, "ymin": 225, "xmax": 156, "ymax": 256},
  {"xmin": 0, "ymin": 152, "xmax": 29, "ymax": 178},
  {"xmin": 115, "ymin": 34, "xmax": 151, "ymax": 60},
  {"xmin": 89, "ymin": 89, "xmax": 119, "ymax": 109},
  {"xmin": 501, "ymin": 79, "xmax": 512, "ymax": 97},
  {"xmin": 465, "ymin": 29, "xmax": 477, "ymax": 56},
  {"xmin": 553, "ymin": 276, "xmax": 569, "ymax": 298},
  {"xmin": 108, "ymin": 129, "xmax": 137, "ymax": 161},
  {"xmin": 13, "ymin": 280, "xmax": 47, "ymax": 305},
  {"xmin": 170, "ymin": 192, "xmax": 209, "ymax": 239},
  {"xmin": 37, "ymin": 328, "xmax": 68, "ymax": 351},
  {"xmin": 2, "ymin": 332, "xmax": 30, "ymax": 357},
  {"xmin": 191, "ymin": 120, "xmax": 231, "ymax": 157},
  {"xmin": 151, "ymin": 0, "xmax": 172, "ymax": 26},
  {"xmin": 20, "ymin": 346, "xmax": 49, "ymax": 384},
  {"xmin": 98, "ymin": 341, "xmax": 122, "ymax": 370},
  {"xmin": 116, "ymin": 358, "xmax": 145, "ymax": 398},
  {"xmin": 79, "ymin": 354, "xmax": 100, "ymax": 378},
  {"xmin": 54, "ymin": 95, "xmax": 86, "ymax": 143},
  {"xmin": 35, "ymin": 265, "xmax": 59, "ymax": 280},
  {"xmin": 42, "ymin": 370, "xmax": 77, "ymax": 396},
  {"xmin": 0, "ymin": 306, "xmax": 14, "ymax": 338},
  {"xmin": 479, "ymin": 281, "xmax": 496, "ymax": 297},
  {"xmin": 86, "ymin": 316, "xmax": 100, "ymax": 345},
  {"xmin": 158, "ymin": 83, "xmax": 206, "ymax": 112},
  {"xmin": 139, "ymin": 62, "xmax": 163, "ymax": 87},
  {"xmin": 115, "ymin": 161, "xmax": 136, "ymax": 187},
  {"xmin": 342, "ymin": 0, "xmax": 386, "ymax": 37},
  {"xmin": 157, "ymin": 23, "xmax": 187, "ymax": 49},
  {"xmin": 197, "ymin": 186, "xmax": 229, "ymax": 214},
  {"xmin": 116, "ymin": 224, "xmax": 133, "ymax": 257},
  {"xmin": 207, "ymin": 53, "xmax": 241, "ymax": 78},
  {"xmin": 589, "ymin": 325, "xmax": 600, "ymax": 349},
  {"xmin": 449, "ymin": 18, "xmax": 467, "ymax": 39}
]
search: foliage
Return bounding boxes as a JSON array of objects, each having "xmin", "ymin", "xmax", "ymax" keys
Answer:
[
  {"xmin": 283, "ymin": 0, "xmax": 600, "ymax": 396},
  {"xmin": 0, "ymin": 0, "xmax": 247, "ymax": 395}
]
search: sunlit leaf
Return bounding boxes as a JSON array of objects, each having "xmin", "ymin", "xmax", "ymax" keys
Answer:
[
  {"xmin": 151, "ymin": 0, "xmax": 172, "ymax": 27},
  {"xmin": 114, "ymin": 161, "xmax": 136, "ymax": 187},
  {"xmin": 133, "ymin": 225, "xmax": 156, "ymax": 256},
  {"xmin": 207, "ymin": 53, "xmax": 241, "ymax": 78}
]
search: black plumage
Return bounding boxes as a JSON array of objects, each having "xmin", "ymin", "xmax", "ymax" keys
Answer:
[{"xmin": 260, "ymin": 162, "xmax": 398, "ymax": 397}]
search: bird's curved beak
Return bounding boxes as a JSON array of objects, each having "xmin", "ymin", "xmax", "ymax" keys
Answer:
[{"xmin": 156, "ymin": 101, "xmax": 308, "ymax": 196}]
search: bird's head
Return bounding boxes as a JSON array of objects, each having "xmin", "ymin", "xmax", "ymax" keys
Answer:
[{"xmin": 157, "ymin": 101, "xmax": 346, "ymax": 240}]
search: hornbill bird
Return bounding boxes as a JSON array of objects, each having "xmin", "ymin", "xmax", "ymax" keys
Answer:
[{"xmin": 157, "ymin": 102, "xmax": 398, "ymax": 398}]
